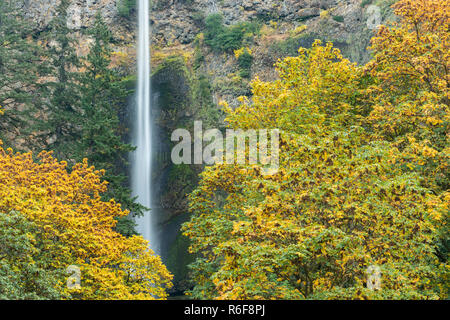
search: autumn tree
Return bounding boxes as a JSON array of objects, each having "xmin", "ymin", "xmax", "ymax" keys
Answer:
[
  {"xmin": 0, "ymin": 142, "xmax": 172, "ymax": 299},
  {"xmin": 182, "ymin": 40, "xmax": 447, "ymax": 299},
  {"xmin": 365, "ymin": 0, "xmax": 449, "ymax": 193},
  {"xmin": 365, "ymin": 0, "xmax": 449, "ymax": 266}
]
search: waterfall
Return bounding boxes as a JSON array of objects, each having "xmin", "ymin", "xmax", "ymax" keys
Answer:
[{"xmin": 132, "ymin": 0, "xmax": 158, "ymax": 253}]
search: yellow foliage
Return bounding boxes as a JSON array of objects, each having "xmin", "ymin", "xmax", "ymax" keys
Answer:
[
  {"xmin": 290, "ymin": 25, "xmax": 307, "ymax": 37},
  {"xmin": 234, "ymin": 47, "xmax": 253, "ymax": 59},
  {"xmin": 0, "ymin": 146, "xmax": 172, "ymax": 299},
  {"xmin": 183, "ymin": 0, "xmax": 448, "ymax": 300},
  {"xmin": 269, "ymin": 21, "xmax": 278, "ymax": 29},
  {"xmin": 365, "ymin": 0, "xmax": 449, "ymax": 192},
  {"xmin": 320, "ymin": 10, "xmax": 330, "ymax": 19}
]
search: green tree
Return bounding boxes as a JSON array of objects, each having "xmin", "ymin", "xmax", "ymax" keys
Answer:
[
  {"xmin": 204, "ymin": 14, "xmax": 260, "ymax": 53},
  {"xmin": 37, "ymin": 0, "xmax": 82, "ymax": 159},
  {"xmin": 117, "ymin": 0, "xmax": 136, "ymax": 18},
  {"xmin": 0, "ymin": 0, "xmax": 42, "ymax": 146},
  {"xmin": 76, "ymin": 13, "xmax": 143, "ymax": 236},
  {"xmin": 32, "ymin": 8, "xmax": 142, "ymax": 236}
]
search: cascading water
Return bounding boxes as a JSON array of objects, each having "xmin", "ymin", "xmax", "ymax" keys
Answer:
[{"xmin": 132, "ymin": 0, "xmax": 158, "ymax": 253}]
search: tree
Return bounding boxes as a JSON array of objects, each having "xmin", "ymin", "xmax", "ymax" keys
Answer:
[
  {"xmin": 36, "ymin": 0, "xmax": 82, "ymax": 160},
  {"xmin": 117, "ymin": 0, "xmax": 136, "ymax": 18},
  {"xmin": 0, "ymin": 211, "xmax": 63, "ymax": 300},
  {"xmin": 76, "ymin": 13, "xmax": 143, "ymax": 236},
  {"xmin": 31, "ymin": 9, "xmax": 143, "ymax": 236},
  {"xmin": 204, "ymin": 14, "xmax": 260, "ymax": 53},
  {"xmin": 365, "ymin": 0, "xmax": 449, "ymax": 266},
  {"xmin": 0, "ymin": 0, "xmax": 42, "ymax": 146},
  {"xmin": 0, "ymin": 143, "xmax": 173, "ymax": 299},
  {"xmin": 365, "ymin": 0, "xmax": 449, "ymax": 193},
  {"xmin": 182, "ymin": 40, "xmax": 447, "ymax": 299}
]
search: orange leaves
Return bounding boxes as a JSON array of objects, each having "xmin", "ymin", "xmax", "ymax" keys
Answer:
[{"xmin": 0, "ymin": 144, "xmax": 172, "ymax": 299}]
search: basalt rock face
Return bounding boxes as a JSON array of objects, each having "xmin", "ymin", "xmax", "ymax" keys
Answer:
[
  {"xmin": 151, "ymin": 0, "xmax": 340, "ymax": 45},
  {"xmin": 151, "ymin": 0, "xmax": 375, "ymax": 64},
  {"xmin": 21, "ymin": 0, "xmax": 377, "ymax": 61},
  {"xmin": 20, "ymin": 0, "xmax": 118, "ymax": 30},
  {"xmin": 20, "ymin": 0, "xmax": 391, "ymax": 294},
  {"xmin": 19, "ymin": 0, "xmax": 134, "ymax": 44},
  {"xmin": 19, "ymin": 0, "xmax": 381, "ymax": 76}
]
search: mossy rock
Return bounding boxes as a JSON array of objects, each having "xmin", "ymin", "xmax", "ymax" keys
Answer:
[
  {"xmin": 165, "ymin": 225, "xmax": 196, "ymax": 295},
  {"xmin": 120, "ymin": 75, "xmax": 137, "ymax": 91},
  {"xmin": 152, "ymin": 56, "xmax": 191, "ymax": 112}
]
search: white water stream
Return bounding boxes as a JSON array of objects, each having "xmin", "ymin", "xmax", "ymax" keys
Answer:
[{"xmin": 132, "ymin": 0, "xmax": 158, "ymax": 253}]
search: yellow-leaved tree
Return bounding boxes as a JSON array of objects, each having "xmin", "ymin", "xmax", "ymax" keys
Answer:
[
  {"xmin": 182, "ymin": 0, "xmax": 448, "ymax": 299},
  {"xmin": 365, "ymin": 0, "xmax": 449, "ymax": 270},
  {"xmin": 0, "ymin": 142, "xmax": 172, "ymax": 299},
  {"xmin": 366, "ymin": 0, "xmax": 449, "ymax": 192}
]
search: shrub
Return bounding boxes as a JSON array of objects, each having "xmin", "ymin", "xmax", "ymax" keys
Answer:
[
  {"xmin": 269, "ymin": 33, "xmax": 319, "ymax": 57},
  {"xmin": 117, "ymin": 0, "xmax": 135, "ymax": 18},
  {"xmin": 235, "ymin": 48, "xmax": 254, "ymax": 78},
  {"xmin": 361, "ymin": 0, "xmax": 373, "ymax": 7},
  {"xmin": 204, "ymin": 14, "xmax": 261, "ymax": 53},
  {"xmin": 332, "ymin": 15, "xmax": 344, "ymax": 23}
]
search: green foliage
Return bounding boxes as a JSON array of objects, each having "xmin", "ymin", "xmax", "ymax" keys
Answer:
[
  {"xmin": 193, "ymin": 47, "xmax": 205, "ymax": 70},
  {"xmin": 165, "ymin": 231, "xmax": 196, "ymax": 294},
  {"xmin": 37, "ymin": 0, "xmax": 82, "ymax": 159},
  {"xmin": 153, "ymin": 55, "xmax": 222, "ymax": 128},
  {"xmin": 27, "ymin": 8, "xmax": 142, "ymax": 236},
  {"xmin": 204, "ymin": 14, "xmax": 225, "ymax": 46},
  {"xmin": 269, "ymin": 33, "xmax": 320, "ymax": 58},
  {"xmin": 204, "ymin": 14, "xmax": 261, "ymax": 53},
  {"xmin": 192, "ymin": 74, "xmax": 223, "ymax": 127},
  {"xmin": 212, "ymin": 75, "xmax": 251, "ymax": 97},
  {"xmin": 361, "ymin": 0, "xmax": 373, "ymax": 7},
  {"xmin": 0, "ymin": 1, "xmax": 43, "ymax": 146},
  {"xmin": 332, "ymin": 15, "xmax": 344, "ymax": 23},
  {"xmin": 153, "ymin": 56, "xmax": 191, "ymax": 113},
  {"xmin": 237, "ymin": 51, "xmax": 254, "ymax": 79},
  {"xmin": 169, "ymin": 164, "xmax": 196, "ymax": 184},
  {"xmin": 0, "ymin": 211, "xmax": 64, "ymax": 300},
  {"xmin": 76, "ymin": 13, "xmax": 142, "ymax": 236},
  {"xmin": 117, "ymin": 0, "xmax": 136, "ymax": 18},
  {"xmin": 191, "ymin": 10, "xmax": 206, "ymax": 27}
]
